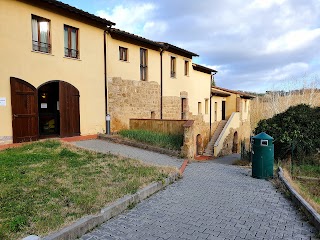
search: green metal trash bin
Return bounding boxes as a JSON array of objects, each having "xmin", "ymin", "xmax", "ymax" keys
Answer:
[{"xmin": 251, "ymin": 132, "xmax": 274, "ymax": 179}]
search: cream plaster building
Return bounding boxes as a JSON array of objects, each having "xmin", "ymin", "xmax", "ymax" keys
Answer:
[
  {"xmin": 105, "ymin": 29, "xmax": 214, "ymax": 132},
  {"xmin": 0, "ymin": 0, "xmax": 254, "ymax": 159},
  {"xmin": 0, "ymin": 0, "xmax": 114, "ymax": 144},
  {"xmin": 203, "ymin": 86, "xmax": 254, "ymax": 157}
]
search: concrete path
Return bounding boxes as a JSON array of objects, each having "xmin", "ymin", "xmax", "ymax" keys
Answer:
[
  {"xmin": 74, "ymin": 140, "xmax": 318, "ymax": 240},
  {"xmin": 73, "ymin": 139, "xmax": 183, "ymax": 168}
]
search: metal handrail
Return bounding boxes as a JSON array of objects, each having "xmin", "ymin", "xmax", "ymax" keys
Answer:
[
  {"xmin": 32, "ymin": 40, "xmax": 51, "ymax": 53},
  {"xmin": 64, "ymin": 47, "xmax": 79, "ymax": 58}
]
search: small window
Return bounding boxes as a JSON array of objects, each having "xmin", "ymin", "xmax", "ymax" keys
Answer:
[
  {"xmin": 32, "ymin": 15, "xmax": 51, "ymax": 53},
  {"xmin": 64, "ymin": 25, "xmax": 79, "ymax": 58},
  {"xmin": 140, "ymin": 48, "xmax": 147, "ymax": 81},
  {"xmin": 151, "ymin": 111, "xmax": 155, "ymax": 119},
  {"xmin": 181, "ymin": 98, "xmax": 187, "ymax": 120},
  {"xmin": 261, "ymin": 140, "xmax": 268, "ymax": 146},
  {"xmin": 245, "ymin": 100, "xmax": 248, "ymax": 112},
  {"xmin": 198, "ymin": 102, "xmax": 202, "ymax": 114},
  {"xmin": 205, "ymin": 99, "xmax": 208, "ymax": 114},
  {"xmin": 119, "ymin": 47, "xmax": 128, "ymax": 61},
  {"xmin": 184, "ymin": 60, "xmax": 189, "ymax": 76},
  {"xmin": 170, "ymin": 56, "xmax": 176, "ymax": 78},
  {"xmin": 214, "ymin": 102, "xmax": 217, "ymax": 121}
]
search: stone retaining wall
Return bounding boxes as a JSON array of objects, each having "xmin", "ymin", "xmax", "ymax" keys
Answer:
[
  {"xmin": 218, "ymin": 120, "xmax": 251, "ymax": 156},
  {"xmin": 181, "ymin": 115, "xmax": 210, "ymax": 159}
]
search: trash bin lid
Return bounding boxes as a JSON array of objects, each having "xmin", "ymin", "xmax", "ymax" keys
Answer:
[{"xmin": 252, "ymin": 132, "xmax": 273, "ymax": 140}]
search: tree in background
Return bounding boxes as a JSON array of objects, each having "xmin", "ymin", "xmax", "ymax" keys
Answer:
[
  {"xmin": 254, "ymin": 104, "xmax": 320, "ymax": 161},
  {"xmin": 250, "ymin": 76, "xmax": 320, "ymax": 129}
]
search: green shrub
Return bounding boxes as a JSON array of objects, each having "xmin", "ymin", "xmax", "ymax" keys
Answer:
[
  {"xmin": 254, "ymin": 104, "xmax": 320, "ymax": 161},
  {"xmin": 119, "ymin": 129, "xmax": 183, "ymax": 150}
]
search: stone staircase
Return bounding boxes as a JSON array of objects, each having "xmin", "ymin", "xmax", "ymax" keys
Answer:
[{"xmin": 203, "ymin": 120, "xmax": 227, "ymax": 157}]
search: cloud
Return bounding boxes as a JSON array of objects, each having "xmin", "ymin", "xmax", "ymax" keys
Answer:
[
  {"xmin": 265, "ymin": 29, "xmax": 320, "ymax": 53},
  {"xmin": 249, "ymin": 0, "xmax": 287, "ymax": 9},
  {"xmin": 142, "ymin": 21, "xmax": 168, "ymax": 37},
  {"xmin": 96, "ymin": 3, "xmax": 156, "ymax": 34},
  {"xmin": 93, "ymin": 0, "xmax": 320, "ymax": 92}
]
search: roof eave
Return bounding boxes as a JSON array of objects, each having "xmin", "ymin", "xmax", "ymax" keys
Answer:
[
  {"xmin": 158, "ymin": 42, "xmax": 199, "ymax": 59},
  {"xmin": 211, "ymin": 91, "xmax": 231, "ymax": 97},
  {"xmin": 193, "ymin": 64, "xmax": 217, "ymax": 75},
  {"xmin": 212, "ymin": 86, "xmax": 255, "ymax": 99},
  {"xmin": 19, "ymin": 0, "xmax": 115, "ymax": 29},
  {"xmin": 108, "ymin": 29, "xmax": 163, "ymax": 51}
]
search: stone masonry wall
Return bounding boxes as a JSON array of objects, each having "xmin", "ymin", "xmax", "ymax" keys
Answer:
[
  {"xmin": 181, "ymin": 114, "xmax": 210, "ymax": 159},
  {"xmin": 218, "ymin": 120, "xmax": 252, "ymax": 157},
  {"xmin": 108, "ymin": 77, "xmax": 160, "ymax": 132},
  {"xmin": 162, "ymin": 96, "xmax": 182, "ymax": 120}
]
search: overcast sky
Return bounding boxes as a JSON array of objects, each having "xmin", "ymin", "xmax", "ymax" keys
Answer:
[{"xmin": 60, "ymin": 0, "xmax": 320, "ymax": 93}]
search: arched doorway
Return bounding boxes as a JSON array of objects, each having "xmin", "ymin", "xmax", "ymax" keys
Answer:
[
  {"xmin": 196, "ymin": 134, "xmax": 202, "ymax": 155},
  {"xmin": 232, "ymin": 131, "xmax": 238, "ymax": 153},
  {"xmin": 38, "ymin": 81, "xmax": 80, "ymax": 138},
  {"xmin": 10, "ymin": 78, "xmax": 80, "ymax": 143},
  {"xmin": 38, "ymin": 82, "xmax": 59, "ymax": 136}
]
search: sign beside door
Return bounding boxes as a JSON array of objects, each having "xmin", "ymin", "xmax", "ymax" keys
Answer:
[{"xmin": 0, "ymin": 97, "xmax": 6, "ymax": 106}]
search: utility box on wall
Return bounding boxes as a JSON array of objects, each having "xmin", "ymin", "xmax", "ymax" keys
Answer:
[{"xmin": 251, "ymin": 132, "xmax": 274, "ymax": 179}]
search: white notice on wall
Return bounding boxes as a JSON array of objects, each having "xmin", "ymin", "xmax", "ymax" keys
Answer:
[
  {"xmin": 0, "ymin": 98, "xmax": 6, "ymax": 106},
  {"xmin": 41, "ymin": 103, "xmax": 48, "ymax": 109}
]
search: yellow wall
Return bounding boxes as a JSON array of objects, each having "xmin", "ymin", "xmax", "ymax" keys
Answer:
[
  {"xmin": 211, "ymin": 96, "xmax": 228, "ymax": 122},
  {"xmin": 189, "ymin": 69, "xmax": 211, "ymax": 123},
  {"xmin": 106, "ymin": 36, "xmax": 161, "ymax": 84},
  {"xmin": 106, "ymin": 41, "xmax": 212, "ymax": 123},
  {"xmin": 162, "ymin": 51, "xmax": 191, "ymax": 97},
  {"xmin": 241, "ymin": 98, "xmax": 250, "ymax": 121},
  {"xmin": 161, "ymin": 51, "xmax": 211, "ymax": 122},
  {"xmin": 0, "ymin": 1, "xmax": 106, "ymax": 142},
  {"xmin": 210, "ymin": 88, "xmax": 253, "ymax": 131},
  {"xmin": 225, "ymin": 94, "xmax": 237, "ymax": 118}
]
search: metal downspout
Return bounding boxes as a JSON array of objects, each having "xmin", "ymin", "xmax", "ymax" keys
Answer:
[
  {"xmin": 104, "ymin": 29, "xmax": 109, "ymax": 132},
  {"xmin": 160, "ymin": 48, "xmax": 163, "ymax": 119}
]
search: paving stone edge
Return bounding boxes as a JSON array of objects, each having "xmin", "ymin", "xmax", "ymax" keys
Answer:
[
  {"xmin": 277, "ymin": 167, "xmax": 320, "ymax": 231},
  {"xmin": 23, "ymin": 172, "xmax": 180, "ymax": 240}
]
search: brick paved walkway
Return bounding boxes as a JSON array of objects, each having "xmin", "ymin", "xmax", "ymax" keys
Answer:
[{"xmin": 75, "ymin": 140, "xmax": 318, "ymax": 240}]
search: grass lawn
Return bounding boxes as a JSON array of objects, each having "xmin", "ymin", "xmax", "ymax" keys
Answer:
[
  {"xmin": 292, "ymin": 164, "xmax": 320, "ymax": 178},
  {"xmin": 293, "ymin": 164, "xmax": 320, "ymax": 212},
  {"xmin": 282, "ymin": 165, "xmax": 320, "ymax": 214},
  {"xmin": 232, "ymin": 159, "xmax": 250, "ymax": 166},
  {"xmin": 0, "ymin": 140, "xmax": 176, "ymax": 240},
  {"xmin": 118, "ymin": 129, "xmax": 183, "ymax": 151}
]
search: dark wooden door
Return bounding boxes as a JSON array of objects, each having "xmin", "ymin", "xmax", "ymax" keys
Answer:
[
  {"xmin": 196, "ymin": 134, "xmax": 202, "ymax": 155},
  {"xmin": 59, "ymin": 81, "xmax": 80, "ymax": 137},
  {"xmin": 222, "ymin": 101, "xmax": 226, "ymax": 120},
  {"xmin": 10, "ymin": 77, "xmax": 39, "ymax": 143},
  {"xmin": 181, "ymin": 98, "xmax": 187, "ymax": 119}
]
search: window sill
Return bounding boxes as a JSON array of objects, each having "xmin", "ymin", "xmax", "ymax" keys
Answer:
[
  {"xmin": 64, "ymin": 56, "xmax": 82, "ymax": 61},
  {"xmin": 119, "ymin": 60, "xmax": 129, "ymax": 63},
  {"xmin": 170, "ymin": 76, "xmax": 176, "ymax": 79},
  {"xmin": 31, "ymin": 50, "xmax": 54, "ymax": 56}
]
